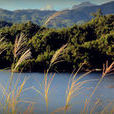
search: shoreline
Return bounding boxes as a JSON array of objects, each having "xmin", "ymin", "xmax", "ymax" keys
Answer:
[{"xmin": 0, "ymin": 69, "xmax": 102, "ymax": 74}]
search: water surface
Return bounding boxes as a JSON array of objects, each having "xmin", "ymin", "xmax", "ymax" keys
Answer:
[{"xmin": 0, "ymin": 71, "xmax": 114, "ymax": 113}]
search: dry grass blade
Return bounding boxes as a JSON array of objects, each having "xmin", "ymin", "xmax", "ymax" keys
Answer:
[
  {"xmin": 0, "ymin": 38, "xmax": 7, "ymax": 55},
  {"xmin": 33, "ymin": 70, "xmax": 55, "ymax": 113},
  {"xmin": 23, "ymin": 103, "xmax": 34, "ymax": 114},
  {"xmin": 101, "ymin": 102, "xmax": 113, "ymax": 114},
  {"xmin": 13, "ymin": 49, "xmax": 31, "ymax": 71},
  {"xmin": 102, "ymin": 61, "xmax": 114, "ymax": 77},
  {"xmin": 50, "ymin": 44, "xmax": 67, "ymax": 67},
  {"xmin": 44, "ymin": 73, "xmax": 55, "ymax": 112},
  {"xmin": 16, "ymin": 77, "xmax": 28, "ymax": 98},
  {"xmin": 65, "ymin": 71, "xmax": 92, "ymax": 110},
  {"xmin": 33, "ymin": 73, "xmax": 55, "ymax": 113},
  {"xmin": 90, "ymin": 98, "xmax": 100, "ymax": 114},
  {"xmin": 32, "ymin": 44, "xmax": 68, "ymax": 113},
  {"xmin": 32, "ymin": 44, "xmax": 68, "ymax": 112},
  {"xmin": 44, "ymin": 11, "xmax": 67, "ymax": 25},
  {"xmin": 0, "ymin": 76, "xmax": 31, "ymax": 114},
  {"xmin": 83, "ymin": 61, "xmax": 114, "ymax": 113},
  {"xmin": 51, "ymin": 71, "xmax": 92, "ymax": 114},
  {"xmin": 10, "ymin": 33, "xmax": 31, "ymax": 91},
  {"xmin": 13, "ymin": 33, "xmax": 27, "ymax": 58},
  {"xmin": 51, "ymin": 105, "xmax": 71, "ymax": 114}
]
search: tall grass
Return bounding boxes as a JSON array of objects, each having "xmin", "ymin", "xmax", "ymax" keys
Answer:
[
  {"xmin": 51, "ymin": 61, "xmax": 114, "ymax": 114},
  {"xmin": 82, "ymin": 61, "xmax": 114, "ymax": 113},
  {"xmin": 65, "ymin": 71, "xmax": 92, "ymax": 112},
  {"xmin": 12, "ymin": 33, "xmax": 31, "ymax": 71},
  {"xmin": 9, "ymin": 33, "xmax": 31, "ymax": 91},
  {"xmin": 0, "ymin": 76, "xmax": 34, "ymax": 114},
  {"xmin": 33, "ymin": 44, "xmax": 68, "ymax": 113},
  {"xmin": 0, "ymin": 34, "xmax": 114, "ymax": 114},
  {"xmin": 51, "ymin": 63, "xmax": 93, "ymax": 114},
  {"xmin": 0, "ymin": 33, "xmax": 33, "ymax": 114}
]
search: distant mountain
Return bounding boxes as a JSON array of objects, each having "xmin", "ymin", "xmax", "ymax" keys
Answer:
[
  {"xmin": 0, "ymin": 1, "xmax": 114, "ymax": 28},
  {"xmin": 45, "ymin": 1, "xmax": 114, "ymax": 27},
  {"xmin": 72, "ymin": 1, "xmax": 96, "ymax": 9},
  {"xmin": 0, "ymin": 9, "xmax": 56, "ymax": 25}
]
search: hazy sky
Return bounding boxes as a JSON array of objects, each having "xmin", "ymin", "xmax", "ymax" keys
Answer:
[{"xmin": 0, "ymin": 0, "xmax": 113, "ymax": 10}]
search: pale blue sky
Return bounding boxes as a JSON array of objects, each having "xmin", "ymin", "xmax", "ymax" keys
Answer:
[{"xmin": 0, "ymin": 0, "xmax": 113, "ymax": 10}]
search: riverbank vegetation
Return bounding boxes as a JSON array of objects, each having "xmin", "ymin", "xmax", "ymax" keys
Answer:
[{"xmin": 0, "ymin": 12, "xmax": 114, "ymax": 72}]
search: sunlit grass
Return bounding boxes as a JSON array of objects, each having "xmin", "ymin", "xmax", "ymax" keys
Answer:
[
  {"xmin": 51, "ymin": 63, "xmax": 93, "ymax": 114},
  {"xmin": 0, "ymin": 33, "xmax": 33, "ymax": 114},
  {"xmin": 33, "ymin": 44, "xmax": 68, "ymax": 113},
  {"xmin": 12, "ymin": 33, "xmax": 32, "ymax": 72},
  {"xmin": 51, "ymin": 61, "xmax": 114, "ymax": 114},
  {"xmin": 8, "ymin": 32, "xmax": 31, "ymax": 92},
  {"xmin": 82, "ymin": 61, "xmax": 114, "ymax": 113},
  {"xmin": 100, "ymin": 101, "xmax": 114, "ymax": 114},
  {"xmin": 65, "ymin": 71, "xmax": 92, "ymax": 112},
  {"xmin": 33, "ymin": 73, "xmax": 55, "ymax": 113},
  {"xmin": 0, "ymin": 76, "xmax": 34, "ymax": 114}
]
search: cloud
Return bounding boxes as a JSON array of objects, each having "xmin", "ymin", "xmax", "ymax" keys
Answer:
[
  {"xmin": 40, "ymin": 4, "xmax": 53, "ymax": 10},
  {"xmin": 92, "ymin": 0, "xmax": 113, "ymax": 4}
]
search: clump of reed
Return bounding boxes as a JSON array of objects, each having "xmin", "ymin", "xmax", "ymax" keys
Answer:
[
  {"xmin": 9, "ymin": 33, "xmax": 31, "ymax": 91},
  {"xmin": 51, "ymin": 61, "xmax": 114, "ymax": 114},
  {"xmin": 0, "ymin": 77, "xmax": 34, "ymax": 114},
  {"xmin": 0, "ymin": 33, "xmax": 33, "ymax": 114},
  {"xmin": 33, "ymin": 44, "xmax": 68, "ymax": 113},
  {"xmin": 82, "ymin": 61, "xmax": 114, "ymax": 113},
  {"xmin": 13, "ymin": 33, "xmax": 31, "ymax": 71},
  {"xmin": 51, "ymin": 63, "xmax": 93, "ymax": 114},
  {"xmin": 65, "ymin": 70, "xmax": 92, "ymax": 112}
]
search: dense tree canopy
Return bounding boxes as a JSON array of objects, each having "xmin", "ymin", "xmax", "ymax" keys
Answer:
[{"xmin": 0, "ymin": 14, "xmax": 113, "ymax": 72}]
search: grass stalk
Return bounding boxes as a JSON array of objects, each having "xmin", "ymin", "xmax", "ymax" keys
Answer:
[
  {"xmin": 82, "ymin": 61, "xmax": 114, "ymax": 113},
  {"xmin": 33, "ymin": 44, "xmax": 68, "ymax": 113}
]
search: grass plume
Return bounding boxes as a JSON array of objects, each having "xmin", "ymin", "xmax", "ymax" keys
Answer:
[
  {"xmin": 13, "ymin": 33, "xmax": 27, "ymax": 58},
  {"xmin": 0, "ymin": 77, "xmax": 33, "ymax": 114},
  {"xmin": 0, "ymin": 38, "xmax": 7, "ymax": 55},
  {"xmin": 32, "ymin": 73, "xmax": 55, "ymax": 113},
  {"xmin": 33, "ymin": 44, "xmax": 68, "ymax": 113},
  {"xmin": 82, "ymin": 61, "xmax": 114, "ymax": 113},
  {"xmin": 50, "ymin": 44, "xmax": 68, "ymax": 68},
  {"xmin": 9, "ymin": 33, "xmax": 32, "ymax": 95},
  {"xmin": 13, "ymin": 49, "xmax": 31, "ymax": 71},
  {"xmin": 12, "ymin": 32, "xmax": 32, "ymax": 71}
]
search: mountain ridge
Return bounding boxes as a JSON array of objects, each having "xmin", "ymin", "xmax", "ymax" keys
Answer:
[
  {"xmin": 0, "ymin": 1, "xmax": 114, "ymax": 28},
  {"xmin": 72, "ymin": 1, "xmax": 96, "ymax": 9},
  {"xmin": 45, "ymin": 1, "xmax": 114, "ymax": 27}
]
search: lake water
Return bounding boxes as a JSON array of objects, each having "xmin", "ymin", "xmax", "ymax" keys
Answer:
[{"xmin": 0, "ymin": 71, "xmax": 114, "ymax": 114}]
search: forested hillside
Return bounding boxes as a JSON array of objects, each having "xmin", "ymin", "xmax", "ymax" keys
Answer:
[{"xmin": 0, "ymin": 13, "xmax": 113, "ymax": 72}]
